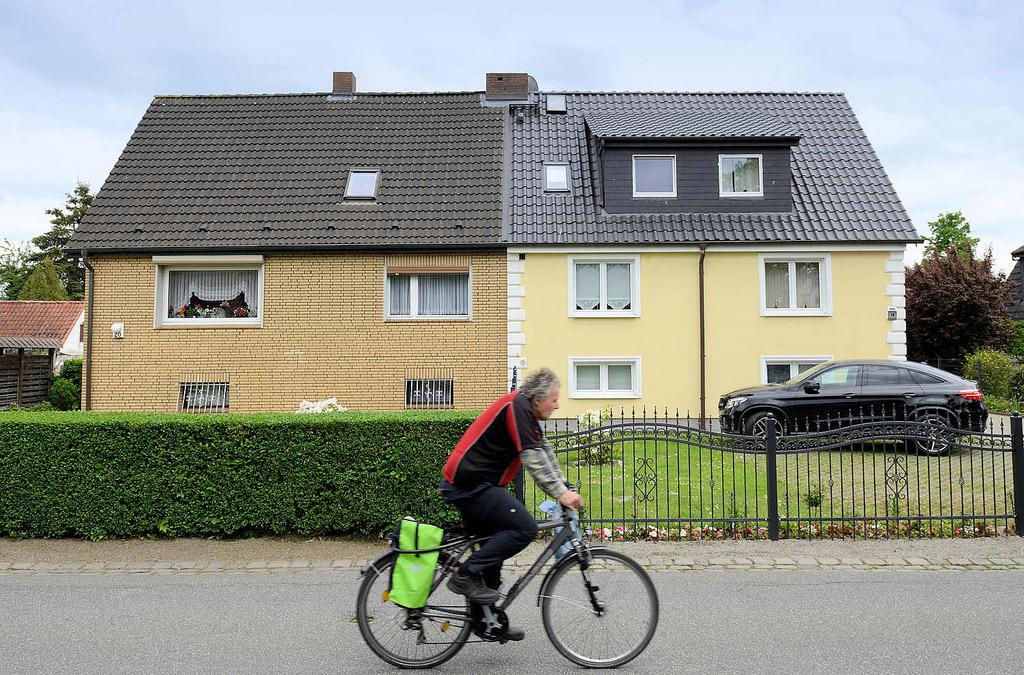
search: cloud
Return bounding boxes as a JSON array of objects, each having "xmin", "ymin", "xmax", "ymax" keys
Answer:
[{"xmin": 0, "ymin": 193, "xmax": 55, "ymax": 245}]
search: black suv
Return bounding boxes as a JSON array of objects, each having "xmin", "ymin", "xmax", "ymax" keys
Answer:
[{"xmin": 718, "ymin": 360, "xmax": 987, "ymax": 448}]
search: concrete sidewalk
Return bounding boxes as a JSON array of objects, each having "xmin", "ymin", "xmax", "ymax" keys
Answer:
[{"xmin": 3, "ymin": 535, "xmax": 1024, "ymax": 574}]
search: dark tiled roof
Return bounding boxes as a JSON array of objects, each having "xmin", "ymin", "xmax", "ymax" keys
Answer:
[
  {"xmin": 70, "ymin": 93, "xmax": 504, "ymax": 251},
  {"xmin": 509, "ymin": 92, "xmax": 920, "ymax": 245},
  {"xmin": 585, "ymin": 110, "xmax": 799, "ymax": 139},
  {"xmin": 0, "ymin": 301, "xmax": 84, "ymax": 348},
  {"xmin": 1013, "ymin": 244, "xmax": 1024, "ymax": 258}
]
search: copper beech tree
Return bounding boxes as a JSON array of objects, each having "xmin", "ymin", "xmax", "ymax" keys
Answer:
[{"xmin": 906, "ymin": 245, "xmax": 1011, "ymax": 363}]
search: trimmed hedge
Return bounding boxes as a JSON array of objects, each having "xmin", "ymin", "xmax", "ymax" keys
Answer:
[{"xmin": 0, "ymin": 410, "xmax": 477, "ymax": 539}]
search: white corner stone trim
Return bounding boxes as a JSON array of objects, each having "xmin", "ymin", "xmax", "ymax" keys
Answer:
[
  {"xmin": 508, "ymin": 253, "xmax": 527, "ymax": 389},
  {"xmin": 887, "ymin": 249, "xmax": 907, "ymax": 361}
]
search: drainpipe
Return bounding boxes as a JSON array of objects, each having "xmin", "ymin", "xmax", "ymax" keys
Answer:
[
  {"xmin": 82, "ymin": 250, "xmax": 95, "ymax": 411},
  {"xmin": 698, "ymin": 245, "xmax": 707, "ymax": 429}
]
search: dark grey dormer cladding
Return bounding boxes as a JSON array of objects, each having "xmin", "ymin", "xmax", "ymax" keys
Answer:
[{"xmin": 601, "ymin": 143, "xmax": 793, "ymax": 214}]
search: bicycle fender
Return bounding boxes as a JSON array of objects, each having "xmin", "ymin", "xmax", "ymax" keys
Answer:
[
  {"xmin": 535, "ymin": 543, "xmax": 607, "ymax": 607},
  {"xmin": 361, "ymin": 550, "xmax": 396, "ymax": 577}
]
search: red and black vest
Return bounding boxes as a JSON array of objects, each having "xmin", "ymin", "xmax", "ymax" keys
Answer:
[{"xmin": 443, "ymin": 391, "xmax": 543, "ymax": 488}]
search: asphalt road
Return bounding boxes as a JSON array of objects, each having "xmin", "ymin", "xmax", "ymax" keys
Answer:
[{"xmin": 1, "ymin": 567, "xmax": 1020, "ymax": 674}]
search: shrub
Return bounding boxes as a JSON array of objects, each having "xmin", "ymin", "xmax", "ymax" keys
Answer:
[
  {"xmin": 963, "ymin": 348, "xmax": 1016, "ymax": 398},
  {"xmin": 575, "ymin": 406, "xmax": 615, "ymax": 464},
  {"xmin": 0, "ymin": 410, "xmax": 477, "ymax": 539},
  {"xmin": 58, "ymin": 359, "xmax": 83, "ymax": 389},
  {"xmin": 48, "ymin": 378, "xmax": 80, "ymax": 410}
]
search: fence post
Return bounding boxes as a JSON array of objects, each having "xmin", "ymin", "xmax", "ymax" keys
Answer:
[
  {"xmin": 1012, "ymin": 412, "xmax": 1023, "ymax": 537},
  {"xmin": 766, "ymin": 413, "xmax": 780, "ymax": 541}
]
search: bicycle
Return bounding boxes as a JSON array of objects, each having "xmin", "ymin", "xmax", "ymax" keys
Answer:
[{"xmin": 356, "ymin": 508, "xmax": 659, "ymax": 669}]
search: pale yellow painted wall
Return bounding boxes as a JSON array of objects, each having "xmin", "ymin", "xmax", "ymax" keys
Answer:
[
  {"xmin": 521, "ymin": 250, "xmax": 895, "ymax": 417},
  {"xmin": 85, "ymin": 252, "xmax": 506, "ymax": 412}
]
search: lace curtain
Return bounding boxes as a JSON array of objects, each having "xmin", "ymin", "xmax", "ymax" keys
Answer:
[{"xmin": 167, "ymin": 269, "xmax": 259, "ymax": 317}]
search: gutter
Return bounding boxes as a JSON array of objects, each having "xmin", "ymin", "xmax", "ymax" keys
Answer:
[
  {"xmin": 82, "ymin": 250, "xmax": 94, "ymax": 411},
  {"xmin": 698, "ymin": 245, "xmax": 707, "ymax": 429}
]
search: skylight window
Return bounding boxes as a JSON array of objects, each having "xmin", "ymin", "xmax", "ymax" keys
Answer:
[
  {"xmin": 544, "ymin": 163, "xmax": 570, "ymax": 192},
  {"xmin": 546, "ymin": 94, "xmax": 567, "ymax": 113},
  {"xmin": 345, "ymin": 170, "xmax": 380, "ymax": 199}
]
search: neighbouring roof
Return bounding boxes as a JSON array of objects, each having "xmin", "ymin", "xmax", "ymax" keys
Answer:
[
  {"xmin": 1013, "ymin": 244, "xmax": 1024, "ymax": 258},
  {"xmin": 0, "ymin": 301, "xmax": 84, "ymax": 350},
  {"xmin": 508, "ymin": 92, "xmax": 921, "ymax": 245},
  {"xmin": 70, "ymin": 93, "xmax": 504, "ymax": 252}
]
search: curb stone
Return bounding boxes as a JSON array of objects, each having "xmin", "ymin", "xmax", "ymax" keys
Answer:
[{"xmin": 3, "ymin": 555, "xmax": 1024, "ymax": 575}]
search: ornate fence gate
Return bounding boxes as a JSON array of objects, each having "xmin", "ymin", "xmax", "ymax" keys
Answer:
[{"xmin": 516, "ymin": 409, "xmax": 1024, "ymax": 540}]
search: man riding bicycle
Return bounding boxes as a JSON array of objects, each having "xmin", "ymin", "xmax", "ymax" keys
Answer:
[{"xmin": 440, "ymin": 367, "xmax": 583, "ymax": 640}]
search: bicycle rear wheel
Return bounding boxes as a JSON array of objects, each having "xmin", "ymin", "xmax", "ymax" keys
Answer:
[
  {"xmin": 540, "ymin": 548, "xmax": 659, "ymax": 668},
  {"xmin": 356, "ymin": 554, "xmax": 473, "ymax": 669}
]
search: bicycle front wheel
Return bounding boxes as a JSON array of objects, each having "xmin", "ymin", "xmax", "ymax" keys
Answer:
[
  {"xmin": 356, "ymin": 554, "xmax": 473, "ymax": 669},
  {"xmin": 540, "ymin": 548, "xmax": 659, "ymax": 668}
]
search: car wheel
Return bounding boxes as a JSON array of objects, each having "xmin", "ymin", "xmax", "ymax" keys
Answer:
[
  {"xmin": 744, "ymin": 411, "xmax": 786, "ymax": 440},
  {"xmin": 912, "ymin": 413, "xmax": 954, "ymax": 456}
]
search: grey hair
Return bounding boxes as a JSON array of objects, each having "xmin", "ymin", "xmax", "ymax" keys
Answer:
[{"xmin": 519, "ymin": 367, "xmax": 561, "ymax": 400}]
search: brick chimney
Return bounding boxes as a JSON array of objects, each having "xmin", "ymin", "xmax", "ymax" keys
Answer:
[
  {"xmin": 332, "ymin": 71, "xmax": 356, "ymax": 96},
  {"xmin": 485, "ymin": 73, "xmax": 530, "ymax": 101}
]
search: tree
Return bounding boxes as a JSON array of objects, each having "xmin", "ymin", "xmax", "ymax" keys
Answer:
[
  {"xmin": 922, "ymin": 210, "xmax": 979, "ymax": 259},
  {"xmin": 0, "ymin": 239, "xmax": 33, "ymax": 300},
  {"xmin": 906, "ymin": 246, "xmax": 1011, "ymax": 363},
  {"xmin": 28, "ymin": 182, "xmax": 93, "ymax": 301},
  {"xmin": 17, "ymin": 256, "xmax": 70, "ymax": 301}
]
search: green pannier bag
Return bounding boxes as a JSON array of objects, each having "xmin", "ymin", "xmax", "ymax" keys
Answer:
[{"xmin": 389, "ymin": 516, "xmax": 443, "ymax": 609}]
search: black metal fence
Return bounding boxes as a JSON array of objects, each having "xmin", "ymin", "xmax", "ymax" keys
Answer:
[{"xmin": 516, "ymin": 408, "xmax": 1024, "ymax": 540}]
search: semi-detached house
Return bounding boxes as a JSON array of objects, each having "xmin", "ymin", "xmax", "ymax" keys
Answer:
[
  {"xmin": 70, "ymin": 73, "xmax": 510, "ymax": 412},
  {"xmin": 70, "ymin": 71, "xmax": 921, "ymax": 416},
  {"xmin": 500, "ymin": 77, "xmax": 921, "ymax": 418}
]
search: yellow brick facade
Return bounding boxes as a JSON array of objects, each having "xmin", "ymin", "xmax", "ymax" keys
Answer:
[{"xmin": 84, "ymin": 252, "xmax": 507, "ymax": 412}]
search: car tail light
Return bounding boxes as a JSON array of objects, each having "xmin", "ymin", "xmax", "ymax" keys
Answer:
[{"xmin": 958, "ymin": 389, "xmax": 983, "ymax": 400}]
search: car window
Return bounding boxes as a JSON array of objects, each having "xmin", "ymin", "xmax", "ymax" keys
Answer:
[
  {"xmin": 909, "ymin": 369, "xmax": 944, "ymax": 385},
  {"xmin": 817, "ymin": 365, "xmax": 859, "ymax": 390},
  {"xmin": 863, "ymin": 365, "xmax": 899, "ymax": 386}
]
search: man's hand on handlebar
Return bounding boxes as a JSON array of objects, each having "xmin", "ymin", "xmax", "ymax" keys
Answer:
[{"xmin": 559, "ymin": 490, "xmax": 583, "ymax": 510}]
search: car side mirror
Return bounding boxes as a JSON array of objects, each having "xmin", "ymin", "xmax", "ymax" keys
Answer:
[{"xmin": 803, "ymin": 381, "xmax": 820, "ymax": 394}]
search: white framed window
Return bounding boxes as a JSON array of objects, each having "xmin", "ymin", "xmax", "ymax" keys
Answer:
[
  {"xmin": 568, "ymin": 255, "xmax": 640, "ymax": 317},
  {"xmin": 632, "ymin": 155, "xmax": 676, "ymax": 198},
  {"xmin": 543, "ymin": 162, "xmax": 570, "ymax": 192},
  {"xmin": 760, "ymin": 356, "xmax": 832, "ymax": 384},
  {"xmin": 385, "ymin": 268, "xmax": 471, "ymax": 319},
  {"xmin": 568, "ymin": 357, "xmax": 642, "ymax": 398},
  {"xmin": 345, "ymin": 169, "xmax": 380, "ymax": 199},
  {"xmin": 719, "ymin": 154, "xmax": 763, "ymax": 197},
  {"xmin": 153, "ymin": 255, "xmax": 264, "ymax": 328},
  {"xmin": 759, "ymin": 253, "xmax": 832, "ymax": 316}
]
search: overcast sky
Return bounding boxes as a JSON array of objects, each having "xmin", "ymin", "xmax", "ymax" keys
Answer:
[{"xmin": 1, "ymin": 0, "xmax": 1020, "ymax": 271}]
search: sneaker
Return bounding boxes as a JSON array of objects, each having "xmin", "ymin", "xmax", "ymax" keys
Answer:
[
  {"xmin": 501, "ymin": 625, "xmax": 525, "ymax": 643},
  {"xmin": 447, "ymin": 570, "xmax": 499, "ymax": 604}
]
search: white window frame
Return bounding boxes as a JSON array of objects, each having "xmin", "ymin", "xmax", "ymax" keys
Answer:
[
  {"xmin": 760, "ymin": 355, "xmax": 832, "ymax": 385},
  {"xmin": 384, "ymin": 269, "xmax": 472, "ymax": 321},
  {"xmin": 632, "ymin": 154, "xmax": 677, "ymax": 198},
  {"xmin": 567, "ymin": 254, "xmax": 641, "ymax": 318},
  {"xmin": 153, "ymin": 255, "xmax": 264, "ymax": 328},
  {"xmin": 568, "ymin": 356, "xmax": 642, "ymax": 399},
  {"xmin": 344, "ymin": 169, "xmax": 381, "ymax": 199},
  {"xmin": 719, "ymin": 154, "xmax": 764, "ymax": 197},
  {"xmin": 758, "ymin": 253, "xmax": 832, "ymax": 316},
  {"xmin": 543, "ymin": 162, "xmax": 570, "ymax": 193}
]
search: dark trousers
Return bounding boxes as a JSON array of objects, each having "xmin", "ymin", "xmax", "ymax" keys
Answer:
[{"xmin": 450, "ymin": 486, "xmax": 538, "ymax": 589}]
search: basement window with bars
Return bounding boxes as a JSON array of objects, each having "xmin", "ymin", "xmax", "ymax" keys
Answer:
[
  {"xmin": 405, "ymin": 368, "xmax": 454, "ymax": 409},
  {"xmin": 178, "ymin": 379, "xmax": 230, "ymax": 413}
]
